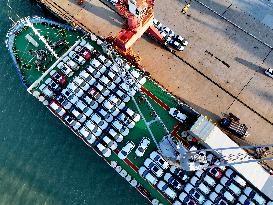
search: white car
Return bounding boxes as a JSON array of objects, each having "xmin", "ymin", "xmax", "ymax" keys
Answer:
[
  {"xmin": 82, "ymin": 95, "xmax": 98, "ymax": 110},
  {"xmin": 79, "ymin": 127, "xmax": 96, "ymax": 144},
  {"xmin": 62, "ymin": 88, "xmax": 78, "ymax": 104},
  {"xmin": 49, "ymin": 101, "xmax": 66, "ymax": 117},
  {"xmin": 67, "ymin": 59, "xmax": 79, "ymax": 70},
  {"xmin": 98, "ymin": 108, "xmax": 114, "ymax": 122},
  {"xmin": 103, "ymin": 100, "xmax": 120, "ymax": 116},
  {"xmin": 124, "ymin": 107, "xmax": 140, "ymax": 122},
  {"xmin": 150, "ymin": 151, "xmax": 169, "ymax": 169},
  {"xmin": 69, "ymin": 51, "xmax": 86, "ymax": 65},
  {"xmin": 96, "ymin": 143, "xmax": 111, "ymax": 158},
  {"xmin": 88, "ymin": 88, "xmax": 105, "ymax": 104},
  {"xmin": 79, "ymin": 70, "xmax": 96, "ymax": 85},
  {"xmin": 108, "ymin": 95, "xmax": 126, "ymax": 110},
  {"xmin": 157, "ymin": 181, "xmax": 177, "ymax": 199},
  {"xmin": 97, "ymin": 54, "xmax": 107, "ymax": 64},
  {"xmin": 106, "ymin": 71, "xmax": 121, "ymax": 84},
  {"xmin": 203, "ymin": 200, "xmax": 214, "ymax": 205},
  {"xmin": 76, "ymin": 100, "xmax": 93, "ymax": 117},
  {"xmin": 170, "ymin": 166, "xmax": 188, "ymax": 181},
  {"xmin": 108, "ymin": 128, "xmax": 123, "ymax": 142},
  {"xmin": 164, "ymin": 173, "xmax": 182, "ymax": 190},
  {"xmin": 67, "ymin": 82, "xmax": 84, "ymax": 97},
  {"xmin": 135, "ymin": 138, "xmax": 150, "ymax": 157},
  {"xmin": 90, "ymin": 113, "xmax": 108, "ymax": 130},
  {"xmin": 95, "ymin": 82, "xmax": 110, "ymax": 96},
  {"xmin": 58, "ymin": 62, "xmax": 73, "ymax": 77},
  {"xmin": 86, "ymin": 65, "xmax": 101, "ymax": 78},
  {"xmin": 169, "ymin": 108, "xmax": 187, "ymax": 123},
  {"xmin": 244, "ymin": 187, "xmax": 266, "ymax": 205},
  {"xmin": 130, "ymin": 70, "xmax": 146, "ymax": 85},
  {"xmin": 265, "ymin": 68, "xmax": 273, "ymax": 78},
  {"xmin": 215, "ymin": 184, "xmax": 235, "ymax": 203},
  {"xmin": 190, "ymin": 176, "xmax": 199, "ymax": 186},
  {"xmin": 71, "ymin": 107, "xmax": 86, "ymax": 123},
  {"xmin": 73, "ymin": 76, "xmax": 90, "ymax": 91},
  {"xmin": 191, "ymin": 189, "xmax": 206, "ymax": 204},
  {"xmin": 225, "ymin": 169, "xmax": 246, "ymax": 187},
  {"xmin": 118, "ymin": 141, "xmax": 135, "ymax": 159},
  {"xmin": 102, "ymin": 136, "xmax": 117, "ymax": 150},
  {"xmin": 85, "ymin": 120, "xmax": 102, "ymax": 136},
  {"xmin": 80, "ymin": 39, "xmax": 86, "ymax": 46},
  {"xmin": 39, "ymin": 84, "xmax": 53, "ymax": 97},
  {"xmin": 173, "ymin": 200, "xmax": 182, "ymax": 205},
  {"xmin": 239, "ymin": 195, "xmax": 255, "ymax": 205},
  {"xmin": 84, "ymin": 43, "xmax": 94, "ymax": 52},
  {"xmin": 117, "ymin": 113, "xmax": 135, "ymax": 129},
  {"xmin": 197, "ymin": 183, "xmax": 210, "ymax": 195},
  {"xmin": 90, "ymin": 59, "xmax": 102, "ymax": 70},
  {"xmin": 162, "ymin": 26, "xmax": 175, "ymax": 37},
  {"xmin": 138, "ymin": 166, "xmax": 158, "ymax": 185},
  {"xmin": 144, "ymin": 158, "xmax": 163, "ymax": 177},
  {"xmin": 115, "ymin": 89, "xmax": 130, "ymax": 103},
  {"xmin": 63, "ymin": 115, "xmax": 81, "ymax": 130},
  {"xmin": 203, "ymin": 175, "xmax": 216, "ymax": 187},
  {"xmin": 99, "ymin": 76, "xmax": 116, "ymax": 90},
  {"xmin": 220, "ymin": 176, "xmax": 241, "ymax": 196},
  {"xmin": 112, "ymin": 120, "xmax": 129, "ymax": 136}
]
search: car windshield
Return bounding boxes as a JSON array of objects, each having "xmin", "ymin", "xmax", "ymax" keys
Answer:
[
  {"xmin": 121, "ymin": 150, "xmax": 127, "ymax": 156},
  {"xmin": 152, "ymin": 166, "xmax": 159, "ymax": 172},
  {"xmin": 173, "ymin": 110, "xmax": 178, "ymax": 115},
  {"xmin": 158, "ymin": 158, "xmax": 164, "ymax": 164},
  {"xmin": 138, "ymin": 147, "xmax": 144, "ymax": 152},
  {"xmin": 173, "ymin": 180, "xmax": 178, "ymax": 187},
  {"xmin": 211, "ymin": 169, "xmax": 217, "ymax": 174},
  {"xmin": 162, "ymin": 184, "xmax": 168, "ymax": 191},
  {"xmin": 194, "ymin": 192, "xmax": 200, "ymax": 198},
  {"xmin": 55, "ymin": 73, "xmax": 61, "ymax": 78}
]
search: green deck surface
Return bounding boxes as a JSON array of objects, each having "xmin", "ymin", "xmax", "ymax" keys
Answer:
[
  {"xmin": 13, "ymin": 23, "xmax": 82, "ymax": 86},
  {"xmin": 12, "ymin": 21, "xmax": 193, "ymax": 205}
]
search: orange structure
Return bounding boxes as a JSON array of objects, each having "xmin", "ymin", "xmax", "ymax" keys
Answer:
[{"xmin": 115, "ymin": 0, "xmax": 164, "ymax": 51}]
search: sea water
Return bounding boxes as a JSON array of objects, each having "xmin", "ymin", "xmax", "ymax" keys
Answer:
[{"xmin": 0, "ymin": 1, "xmax": 148, "ymax": 204}]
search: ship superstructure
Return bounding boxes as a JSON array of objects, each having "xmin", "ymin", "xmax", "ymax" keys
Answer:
[{"xmin": 6, "ymin": 17, "xmax": 273, "ymax": 205}]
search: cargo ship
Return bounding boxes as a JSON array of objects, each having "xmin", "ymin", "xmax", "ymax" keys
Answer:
[{"xmin": 6, "ymin": 17, "xmax": 273, "ymax": 205}]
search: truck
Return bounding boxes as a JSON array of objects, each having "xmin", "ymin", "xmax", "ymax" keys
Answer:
[{"xmin": 220, "ymin": 113, "xmax": 248, "ymax": 138}]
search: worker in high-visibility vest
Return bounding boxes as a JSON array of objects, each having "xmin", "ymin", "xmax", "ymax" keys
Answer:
[
  {"xmin": 78, "ymin": 0, "xmax": 84, "ymax": 5},
  {"xmin": 181, "ymin": 0, "xmax": 191, "ymax": 14}
]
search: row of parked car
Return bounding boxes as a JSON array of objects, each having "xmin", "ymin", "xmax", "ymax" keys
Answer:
[
  {"xmin": 153, "ymin": 19, "xmax": 188, "ymax": 51},
  {"xmin": 135, "ymin": 144, "xmax": 271, "ymax": 205},
  {"xmin": 40, "ymin": 38, "xmax": 148, "ymax": 158},
  {"xmin": 172, "ymin": 146, "xmax": 270, "ymax": 205},
  {"xmin": 138, "ymin": 151, "xmax": 192, "ymax": 201}
]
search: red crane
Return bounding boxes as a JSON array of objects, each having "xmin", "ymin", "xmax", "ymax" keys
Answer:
[{"xmin": 114, "ymin": 0, "xmax": 163, "ymax": 51}]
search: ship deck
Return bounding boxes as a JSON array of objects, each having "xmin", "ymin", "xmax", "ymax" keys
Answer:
[
  {"xmin": 10, "ymin": 18, "xmax": 198, "ymax": 204},
  {"xmin": 8, "ymin": 17, "xmax": 273, "ymax": 204},
  {"xmin": 12, "ymin": 21, "xmax": 83, "ymax": 86}
]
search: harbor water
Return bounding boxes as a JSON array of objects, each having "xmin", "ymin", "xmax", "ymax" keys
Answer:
[{"xmin": 0, "ymin": 1, "xmax": 148, "ymax": 204}]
